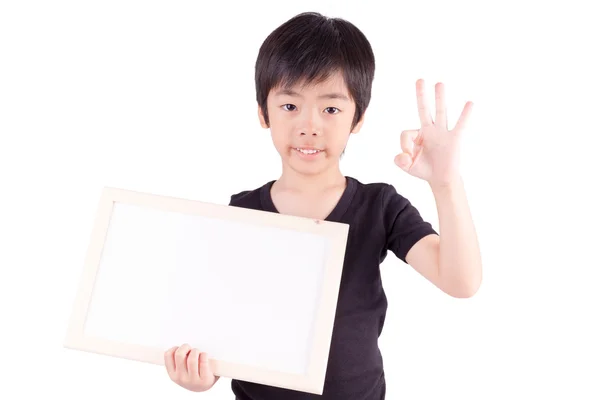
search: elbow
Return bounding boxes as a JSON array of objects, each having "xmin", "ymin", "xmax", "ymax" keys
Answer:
[
  {"xmin": 444, "ymin": 269, "xmax": 482, "ymax": 299},
  {"xmin": 449, "ymin": 282, "xmax": 480, "ymax": 298}
]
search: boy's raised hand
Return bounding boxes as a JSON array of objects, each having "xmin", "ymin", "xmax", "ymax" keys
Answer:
[
  {"xmin": 164, "ymin": 344, "xmax": 219, "ymax": 392},
  {"xmin": 394, "ymin": 79, "xmax": 474, "ymax": 188}
]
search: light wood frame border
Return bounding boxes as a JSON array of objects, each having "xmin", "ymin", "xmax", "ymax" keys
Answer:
[{"xmin": 63, "ymin": 186, "xmax": 349, "ymax": 395}]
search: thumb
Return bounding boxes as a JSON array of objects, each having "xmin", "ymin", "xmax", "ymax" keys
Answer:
[{"xmin": 394, "ymin": 152, "xmax": 413, "ymax": 171}]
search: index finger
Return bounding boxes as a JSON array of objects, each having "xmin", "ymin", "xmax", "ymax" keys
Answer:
[
  {"xmin": 164, "ymin": 346, "xmax": 178, "ymax": 378},
  {"xmin": 416, "ymin": 79, "xmax": 433, "ymax": 126}
]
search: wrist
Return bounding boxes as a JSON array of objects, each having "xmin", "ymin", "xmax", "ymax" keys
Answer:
[{"xmin": 428, "ymin": 176, "xmax": 464, "ymax": 195}]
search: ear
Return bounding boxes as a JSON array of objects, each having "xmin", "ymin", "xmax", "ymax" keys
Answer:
[
  {"xmin": 350, "ymin": 110, "xmax": 366, "ymax": 134},
  {"xmin": 258, "ymin": 105, "xmax": 269, "ymax": 129}
]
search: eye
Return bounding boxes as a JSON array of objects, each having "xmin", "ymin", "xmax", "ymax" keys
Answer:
[{"xmin": 281, "ymin": 104, "xmax": 340, "ymax": 114}]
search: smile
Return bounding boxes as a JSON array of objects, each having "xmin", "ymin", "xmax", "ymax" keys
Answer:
[{"xmin": 294, "ymin": 148, "xmax": 323, "ymax": 155}]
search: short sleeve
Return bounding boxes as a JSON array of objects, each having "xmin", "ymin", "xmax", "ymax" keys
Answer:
[{"xmin": 382, "ymin": 184, "xmax": 438, "ymax": 263}]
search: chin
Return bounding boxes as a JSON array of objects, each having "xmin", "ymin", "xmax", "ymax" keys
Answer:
[
  {"xmin": 289, "ymin": 165, "xmax": 328, "ymax": 177},
  {"xmin": 287, "ymin": 151, "xmax": 333, "ymax": 175}
]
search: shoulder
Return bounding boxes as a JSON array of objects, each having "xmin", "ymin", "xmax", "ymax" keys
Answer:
[
  {"xmin": 347, "ymin": 176, "xmax": 410, "ymax": 210},
  {"xmin": 347, "ymin": 175, "xmax": 434, "ymax": 228},
  {"xmin": 228, "ymin": 180, "xmax": 273, "ymax": 210},
  {"xmin": 379, "ymin": 182, "xmax": 413, "ymax": 212},
  {"xmin": 229, "ymin": 189, "xmax": 256, "ymax": 205}
]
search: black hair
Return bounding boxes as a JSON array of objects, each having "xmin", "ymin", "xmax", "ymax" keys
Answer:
[{"xmin": 255, "ymin": 12, "xmax": 375, "ymax": 131}]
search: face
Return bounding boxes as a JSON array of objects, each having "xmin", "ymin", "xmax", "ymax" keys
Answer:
[{"xmin": 258, "ymin": 71, "xmax": 365, "ymax": 177}]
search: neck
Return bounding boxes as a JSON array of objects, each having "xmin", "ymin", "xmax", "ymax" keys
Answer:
[{"xmin": 276, "ymin": 163, "xmax": 346, "ymax": 193}]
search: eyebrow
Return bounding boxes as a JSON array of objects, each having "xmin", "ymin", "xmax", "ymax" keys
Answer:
[{"xmin": 274, "ymin": 89, "xmax": 350, "ymax": 101}]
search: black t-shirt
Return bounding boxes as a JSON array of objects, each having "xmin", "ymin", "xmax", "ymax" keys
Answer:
[{"xmin": 228, "ymin": 176, "xmax": 438, "ymax": 400}]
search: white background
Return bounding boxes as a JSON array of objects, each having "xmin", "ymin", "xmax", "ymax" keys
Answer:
[{"xmin": 1, "ymin": 0, "xmax": 599, "ymax": 398}]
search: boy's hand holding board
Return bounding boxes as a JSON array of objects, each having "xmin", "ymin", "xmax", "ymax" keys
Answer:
[{"xmin": 164, "ymin": 344, "xmax": 219, "ymax": 392}]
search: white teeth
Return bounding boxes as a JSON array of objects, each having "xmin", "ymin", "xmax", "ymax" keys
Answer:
[{"xmin": 296, "ymin": 148, "xmax": 321, "ymax": 155}]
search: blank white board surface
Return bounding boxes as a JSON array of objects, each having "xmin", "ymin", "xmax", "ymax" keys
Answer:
[{"xmin": 64, "ymin": 187, "xmax": 349, "ymax": 395}]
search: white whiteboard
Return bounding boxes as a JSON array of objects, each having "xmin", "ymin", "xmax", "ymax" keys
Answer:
[{"xmin": 64, "ymin": 187, "xmax": 349, "ymax": 395}]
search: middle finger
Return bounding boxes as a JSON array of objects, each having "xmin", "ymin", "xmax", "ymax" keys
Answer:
[{"xmin": 175, "ymin": 344, "xmax": 192, "ymax": 375}]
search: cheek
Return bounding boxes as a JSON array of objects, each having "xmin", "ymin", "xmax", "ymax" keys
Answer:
[
  {"xmin": 269, "ymin": 129, "xmax": 290, "ymax": 152},
  {"xmin": 330, "ymin": 126, "xmax": 351, "ymax": 147}
]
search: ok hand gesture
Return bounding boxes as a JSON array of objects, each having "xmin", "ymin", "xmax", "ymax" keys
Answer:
[{"xmin": 394, "ymin": 79, "xmax": 473, "ymax": 188}]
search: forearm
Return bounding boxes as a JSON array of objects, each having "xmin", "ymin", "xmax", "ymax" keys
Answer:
[{"xmin": 430, "ymin": 177, "xmax": 482, "ymax": 297}]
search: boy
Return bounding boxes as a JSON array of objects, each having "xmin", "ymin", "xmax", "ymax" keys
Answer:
[{"xmin": 164, "ymin": 11, "xmax": 481, "ymax": 399}]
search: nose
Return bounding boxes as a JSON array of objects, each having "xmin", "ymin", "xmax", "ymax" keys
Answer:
[{"xmin": 298, "ymin": 107, "xmax": 322, "ymax": 136}]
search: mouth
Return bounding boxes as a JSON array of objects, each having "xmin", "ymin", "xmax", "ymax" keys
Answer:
[{"xmin": 293, "ymin": 147, "xmax": 323, "ymax": 155}]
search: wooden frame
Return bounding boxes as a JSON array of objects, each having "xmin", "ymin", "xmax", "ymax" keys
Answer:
[{"xmin": 63, "ymin": 186, "xmax": 349, "ymax": 395}]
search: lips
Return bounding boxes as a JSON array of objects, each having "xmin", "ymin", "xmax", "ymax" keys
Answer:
[{"xmin": 294, "ymin": 147, "xmax": 323, "ymax": 155}]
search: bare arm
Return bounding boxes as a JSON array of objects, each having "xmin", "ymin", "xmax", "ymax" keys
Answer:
[{"xmin": 406, "ymin": 178, "xmax": 482, "ymax": 298}]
